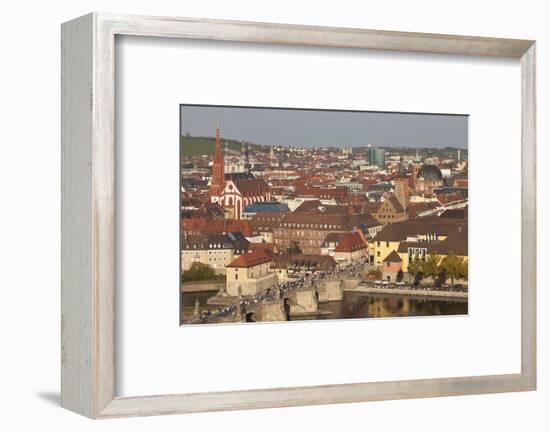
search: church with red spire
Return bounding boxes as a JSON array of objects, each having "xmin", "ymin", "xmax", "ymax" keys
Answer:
[
  {"xmin": 209, "ymin": 122, "xmax": 271, "ymax": 220},
  {"xmin": 209, "ymin": 122, "xmax": 225, "ymax": 201}
]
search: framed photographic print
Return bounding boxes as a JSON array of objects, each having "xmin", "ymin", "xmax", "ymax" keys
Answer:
[
  {"xmin": 179, "ymin": 105, "xmax": 469, "ymax": 325},
  {"xmin": 61, "ymin": 13, "xmax": 536, "ymax": 418}
]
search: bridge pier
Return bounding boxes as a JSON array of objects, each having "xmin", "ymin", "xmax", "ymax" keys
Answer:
[{"xmin": 316, "ymin": 279, "xmax": 344, "ymax": 302}]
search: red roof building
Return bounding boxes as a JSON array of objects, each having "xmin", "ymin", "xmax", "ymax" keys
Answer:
[
  {"xmin": 183, "ymin": 218, "xmax": 256, "ymax": 237},
  {"xmin": 227, "ymin": 249, "xmax": 272, "ymax": 268},
  {"xmin": 334, "ymin": 232, "xmax": 367, "ymax": 253}
]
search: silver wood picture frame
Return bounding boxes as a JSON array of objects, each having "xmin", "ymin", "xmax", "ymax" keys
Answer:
[{"xmin": 61, "ymin": 12, "xmax": 536, "ymax": 419}]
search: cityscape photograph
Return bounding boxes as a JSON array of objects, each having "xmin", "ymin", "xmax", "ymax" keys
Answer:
[{"xmin": 180, "ymin": 105, "xmax": 468, "ymax": 325}]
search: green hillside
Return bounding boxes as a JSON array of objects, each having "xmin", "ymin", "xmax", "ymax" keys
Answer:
[{"xmin": 180, "ymin": 136, "xmax": 268, "ymax": 156}]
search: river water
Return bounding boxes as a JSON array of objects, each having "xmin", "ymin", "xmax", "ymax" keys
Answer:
[{"xmin": 181, "ymin": 290, "xmax": 467, "ymax": 322}]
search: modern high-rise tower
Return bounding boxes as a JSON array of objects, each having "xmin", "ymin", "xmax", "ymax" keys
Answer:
[{"xmin": 367, "ymin": 146, "xmax": 386, "ymax": 169}]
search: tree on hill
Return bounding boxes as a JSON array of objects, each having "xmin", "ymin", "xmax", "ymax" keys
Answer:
[{"xmin": 180, "ymin": 135, "xmax": 269, "ymax": 156}]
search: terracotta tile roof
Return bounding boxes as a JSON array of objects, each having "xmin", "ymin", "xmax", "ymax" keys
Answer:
[
  {"xmin": 293, "ymin": 200, "xmax": 322, "ymax": 213},
  {"xmin": 250, "ymin": 212, "xmax": 287, "ymax": 231},
  {"xmin": 436, "ymin": 191, "xmax": 466, "ymax": 205},
  {"xmin": 183, "ymin": 218, "xmax": 256, "ymax": 237},
  {"xmin": 322, "ymin": 232, "xmax": 348, "ymax": 246},
  {"xmin": 227, "ymin": 250, "xmax": 272, "ymax": 268},
  {"xmin": 248, "ymin": 242, "xmax": 278, "ymax": 257},
  {"xmin": 232, "ymin": 178, "xmax": 270, "ymax": 196},
  {"xmin": 295, "ymin": 187, "xmax": 348, "ymax": 199},
  {"xmin": 334, "ymin": 232, "xmax": 367, "ymax": 253},
  {"xmin": 279, "ymin": 211, "xmax": 377, "ymax": 232}
]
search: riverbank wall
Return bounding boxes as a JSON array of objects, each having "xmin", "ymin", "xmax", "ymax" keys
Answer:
[
  {"xmin": 347, "ymin": 285, "xmax": 468, "ymax": 300},
  {"xmin": 181, "ymin": 280, "xmax": 225, "ymax": 293}
]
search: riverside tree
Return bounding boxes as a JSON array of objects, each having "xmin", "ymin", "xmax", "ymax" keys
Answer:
[
  {"xmin": 407, "ymin": 257, "xmax": 424, "ymax": 285},
  {"xmin": 440, "ymin": 253, "xmax": 467, "ymax": 284},
  {"xmin": 423, "ymin": 254, "xmax": 441, "ymax": 279},
  {"xmin": 182, "ymin": 262, "xmax": 218, "ymax": 282},
  {"xmin": 396, "ymin": 269, "xmax": 404, "ymax": 283}
]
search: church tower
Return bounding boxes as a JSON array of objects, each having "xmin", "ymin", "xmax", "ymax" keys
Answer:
[
  {"xmin": 394, "ymin": 156, "xmax": 409, "ymax": 214},
  {"xmin": 210, "ymin": 122, "xmax": 225, "ymax": 202}
]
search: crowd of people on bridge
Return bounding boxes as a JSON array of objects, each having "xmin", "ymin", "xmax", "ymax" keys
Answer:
[
  {"xmin": 192, "ymin": 256, "xmax": 371, "ymax": 324},
  {"xmin": 188, "ymin": 255, "xmax": 468, "ymax": 324}
]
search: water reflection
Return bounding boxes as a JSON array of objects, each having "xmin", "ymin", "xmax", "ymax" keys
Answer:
[
  {"xmin": 182, "ymin": 290, "xmax": 467, "ymax": 322},
  {"xmin": 313, "ymin": 292, "xmax": 467, "ymax": 320}
]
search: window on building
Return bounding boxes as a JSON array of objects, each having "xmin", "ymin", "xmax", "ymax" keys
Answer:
[{"xmin": 235, "ymin": 273, "xmax": 238, "ymax": 280}]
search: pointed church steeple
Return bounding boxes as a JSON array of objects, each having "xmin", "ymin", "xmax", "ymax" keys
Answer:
[{"xmin": 210, "ymin": 122, "xmax": 225, "ymax": 201}]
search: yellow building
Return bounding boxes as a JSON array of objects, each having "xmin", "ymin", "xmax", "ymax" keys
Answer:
[
  {"xmin": 397, "ymin": 226, "xmax": 468, "ymax": 272},
  {"xmin": 372, "ymin": 216, "xmax": 467, "ymax": 269}
]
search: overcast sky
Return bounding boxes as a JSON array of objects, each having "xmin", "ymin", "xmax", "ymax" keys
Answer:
[{"xmin": 180, "ymin": 105, "xmax": 468, "ymax": 149}]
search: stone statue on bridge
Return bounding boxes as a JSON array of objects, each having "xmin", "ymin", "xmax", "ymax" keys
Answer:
[{"xmin": 192, "ymin": 299, "xmax": 200, "ymax": 319}]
